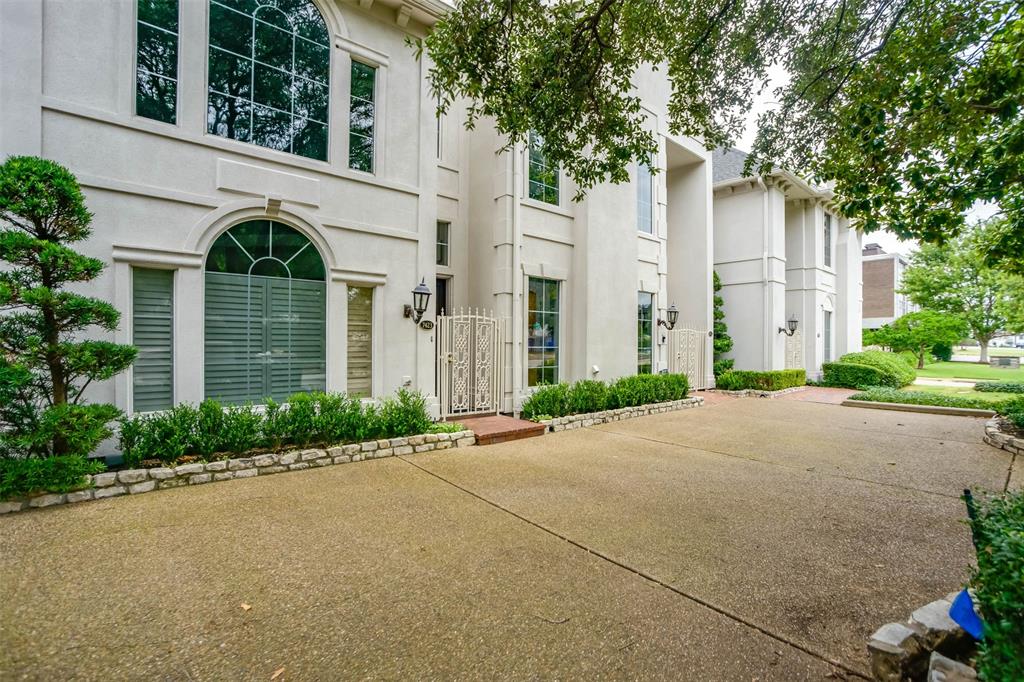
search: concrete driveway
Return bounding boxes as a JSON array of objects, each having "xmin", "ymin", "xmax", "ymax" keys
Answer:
[{"xmin": 1, "ymin": 397, "xmax": 1015, "ymax": 680}]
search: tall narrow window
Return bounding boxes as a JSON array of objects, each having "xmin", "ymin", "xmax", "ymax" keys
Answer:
[
  {"xmin": 823, "ymin": 213, "xmax": 833, "ymax": 267},
  {"xmin": 436, "ymin": 221, "xmax": 450, "ymax": 266},
  {"xmin": 528, "ymin": 132, "xmax": 559, "ymax": 205},
  {"xmin": 527, "ymin": 277, "xmax": 559, "ymax": 386},
  {"xmin": 349, "ymin": 61, "xmax": 376, "ymax": 172},
  {"xmin": 133, "ymin": 268, "xmax": 174, "ymax": 412},
  {"xmin": 206, "ymin": 0, "xmax": 331, "ymax": 160},
  {"xmin": 347, "ymin": 286, "xmax": 373, "ymax": 398},
  {"xmin": 136, "ymin": 0, "xmax": 179, "ymax": 123},
  {"xmin": 204, "ymin": 221, "xmax": 326, "ymax": 405},
  {"xmin": 637, "ymin": 160, "xmax": 653, "ymax": 234},
  {"xmin": 637, "ymin": 292, "xmax": 654, "ymax": 374},
  {"xmin": 823, "ymin": 310, "xmax": 832, "ymax": 363}
]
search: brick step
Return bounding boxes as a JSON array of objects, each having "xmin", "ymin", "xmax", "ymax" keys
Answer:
[{"xmin": 455, "ymin": 415, "xmax": 547, "ymax": 446}]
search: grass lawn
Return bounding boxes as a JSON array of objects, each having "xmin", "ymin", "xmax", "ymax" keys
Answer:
[
  {"xmin": 910, "ymin": 385, "xmax": 1019, "ymax": 403},
  {"xmin": 953, "ymin": 347, "xmax": 1024, "ymax": 357},
  {"xmin": 916, "ymin": 361, "xmax": 1024, "ymax": 382}
]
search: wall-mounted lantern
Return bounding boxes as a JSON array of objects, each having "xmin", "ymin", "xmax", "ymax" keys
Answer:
[
  {"xmin": 657, "ymin": 303, "xmax": 679, "ymax": 330},
  {"xmin": 778, "ymin": 315, "xmax": 799, "ymax": 337},
  {"xmin": 404, "ymin": 278, "xmax": 432, "ymax": 324}
]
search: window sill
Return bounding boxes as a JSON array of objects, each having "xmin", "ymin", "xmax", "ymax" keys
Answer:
[
  {"xmin": 521, "ymin": 197, "xmax": 574, "ymax": 219},
  {"xmin": 637, "ymin": 231, "xmax": 661, "ymax": 243}
]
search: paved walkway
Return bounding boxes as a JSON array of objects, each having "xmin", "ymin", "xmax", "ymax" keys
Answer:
[{"xmin": 1, "ymin": 399, "xmax": 1015, "ymax": 680}]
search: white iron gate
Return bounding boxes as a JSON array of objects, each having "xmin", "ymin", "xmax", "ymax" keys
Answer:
[
  {"xmin": 436, "ymin": 309, "xmax": 507, "ymax": 418},
  {"xmin": 667, "ymin": 327, "xmax": 711, "ymax": 391}
]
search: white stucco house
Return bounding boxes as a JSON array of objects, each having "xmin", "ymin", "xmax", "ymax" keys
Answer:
[
  {"xmin": 711, "ymin": 148, "xmax": 862, "ymax": 379},
  {"xmin": 0, "ymin": 0, "xmax": 714, "ymax": 427}
]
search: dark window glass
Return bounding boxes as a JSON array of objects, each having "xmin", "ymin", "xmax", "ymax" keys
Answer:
[
  {"xmin": 527, "ymin": 277, "xmax": 560, "ymax": 386},
  {"xmin": 436, "ymin": 221, "xmax": 450, "ymax": 266},
  {"xmin": 206, "ymin": 0, "xmax": 330, "ymax": 161},
  {"xmin": 528, "ymin": 131, "xmax": 559, "ymax": 205},
  {"xmin": 638, "ymin": 292, "xmax": 653, "ymax": 374},
  {"xmin": 824, "ymin": 213, "xmax": 833, "ymax": 267},
  {"xmin": 349, "ymin": 61, "xmax": 376, "ymax": 172},
  {"xmin": 136, "ymin": 0, "xmax": 179, "ymax": 124}
]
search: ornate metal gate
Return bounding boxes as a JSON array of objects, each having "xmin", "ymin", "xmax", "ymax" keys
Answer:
[
  {"xmin": 436, "ymin": 309, "xmax": 507, "ymax": 418},
  {"xmin": 667, "ymin": 327, "xmax": 711, "ymax": 391}
]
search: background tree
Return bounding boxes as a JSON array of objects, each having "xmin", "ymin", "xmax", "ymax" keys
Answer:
[
  {"xmin": 870, "ymin": 311, "xmax": 967, "ymax": 368},
  {"xmin": 0, "ymin": 156, "xmax": 137, "ymax": 458},
  {"xmin": 900, "ymin": 220, "xmax": 1024, "ymax": 364},
  {"xmin": 712, "ymin": 272, "xmax": 734, "ymax": 376},
  {"xmin": 422, "ymin": 0, "xmax": 1023, "ymax": 272}
]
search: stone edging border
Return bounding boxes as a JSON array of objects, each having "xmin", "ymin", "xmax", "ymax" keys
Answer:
[
  {"xmin": 712, "ymin": 385, "xmax": 807, "ymax": 398},
  {"xmin": 537, "ymin": 396, "xmax": 703, "ymax": 432},
  {"xmin": 0, "ymin": 430, "xmax": 477, "ymax": 515},
  {"xmin": 841, "ymin": 400, "xmax": 996, "ymax": 418},
  {"xmin": 983, "ymin": 417, "xmax": 1024, "ymax": 456}
]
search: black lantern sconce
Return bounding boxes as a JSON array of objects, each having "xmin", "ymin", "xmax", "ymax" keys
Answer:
[
  {"xmin": 657, "ymin": 303, "xmax": 679, "ymax": 331},
  {"xmin": 404, "ymin": 278, "xmax": 432, "ymax": 324},
  {"xmin": 778, "ymin": 315, "xmax": 799, "ymax": 336}
]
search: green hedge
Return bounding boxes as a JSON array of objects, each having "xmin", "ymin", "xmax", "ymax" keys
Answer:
[
  {"xmin": 715, "ymin": 369, "xmax": 806, "ymax": 392},
  {"xmin": 836, "ymin": 351, "xmax": 916, "ymax": 387},
  {"xmin": 119, "ymin": 389, "xmax": 434, "ymax": 467},
  {"xmin": 975, "ymin": 381, "xmax": 1024, "ymax": 394},
  {"xmin": 848, "ymin": 387, "xmax": 999, "ymax": 411},
  {"xmin": 521, "ymin": 373, "xmax": 689, "ymax": 420},
  {"xmin": 1000, "ymin": 397, "xmax": 1024, "ymax": 429},
  {"xmin": 821, "ymin": 362, "xmax": 886, "ymax": 389},
  {"xmin": 967, "ymin": 490, "xmax": 1024, "ymax": 681},
  {"xmin": 0, "ymin": 455, "xmax": 106, "ymax": 501}
]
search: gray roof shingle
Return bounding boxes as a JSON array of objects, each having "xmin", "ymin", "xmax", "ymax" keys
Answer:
[{"xmin": 711, "ymin": 147, "xmax": 752, "ymax": 183}]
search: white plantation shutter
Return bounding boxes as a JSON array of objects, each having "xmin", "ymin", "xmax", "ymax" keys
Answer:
[
  {"xmin": 269, "ymin": 278, "xmax": 327, "ymax": 399},
  {"xmin": 347, "ymin": 286, "xmax": 373, "ymax": 398},
  {"xmin": 132, "ymin": 268, "xmax": 174, "ymax": 412}
]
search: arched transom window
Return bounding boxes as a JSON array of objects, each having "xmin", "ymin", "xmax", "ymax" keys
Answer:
[
  {"xmin": 207, "ymin": 0, "xmax": 331, "ymax": 160},
  {"xmin": 205, "ymin": 220, "xmax": 327, "ymax": 405}
]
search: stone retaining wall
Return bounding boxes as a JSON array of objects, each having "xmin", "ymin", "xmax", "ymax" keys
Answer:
[
  {"xmin": 0, "ymin": 430, "xmax": 477, "ymax": 515},
  {"xmin": 714, "ymin": 386, "xmax": 807, "ymax": 398},
  {"xmin": 983, "ymin": 417, "xmax": 1024, "ymax": 456},
  {"xmin": 538, "ymin": 397, "xmax": 703, "ymax": 432},
  {"xmin": 867, "ymin": 593, "xmax": 976, "ymax": 681}
]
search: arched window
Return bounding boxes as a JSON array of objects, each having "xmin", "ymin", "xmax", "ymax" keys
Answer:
[
  {"xmin": 205, "ymin": 220, "xmax": 326, "ymax": 404},
  {"xmin": 207, "ymin": 0, "xmax": 331, "ymax": 160}
]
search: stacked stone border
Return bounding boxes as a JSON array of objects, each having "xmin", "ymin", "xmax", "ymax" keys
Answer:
[
  {"xmin": 983, "ymin": 417, "xmax": 1024, "ymax": 456},
  {"xmin": 713, "ymin": 386, "xmax": 807, "ymax": 399},
  {"xmin": 0, "ymin": 430, "xmax": 477, "ymax": 515},
  {"xmin": 537, "ymin": 397, "xmax": 703, "ymax": 432}
]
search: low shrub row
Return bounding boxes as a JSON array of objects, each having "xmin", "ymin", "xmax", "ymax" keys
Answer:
[
  {"xmin": 975, "ymin": 381, "xmax": 1024, "ymax": 394},
  {"xmin": 0, "ymin": 455, "xmax": 106, "ymax": 501},
  {"xmin": 966, "ymin": 490, "xmax": 1024, "ymax": 681},
  {"xmin": 827, "ymin": 351, "xmax": 916, "ymax": 388},
  {"xmin": 120, "ymin": 389, "xmax": 437, "ymax": 467},
  {"xmin": 1000, "ymin": 397, "xmax": 1024, "ymax": 430},
  {"xmin": 821, "ymin": 362, "xmax": 886, "ymax": 389},
  {"xmin": 715, "ymin": 369, "xmax": 806, "ymax": 392},
  {"xmin": 520, "ymin": 373, "xmax": 689, "ymax": 420},
  {"xmin": 848, "ymin": 388, "xmax": 1000, "ymax": 411}
]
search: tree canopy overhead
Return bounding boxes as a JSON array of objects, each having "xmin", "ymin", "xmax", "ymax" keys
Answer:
[{"xmin": 421, "ymin": 0, "xmax": 1024, "ymax": 272}]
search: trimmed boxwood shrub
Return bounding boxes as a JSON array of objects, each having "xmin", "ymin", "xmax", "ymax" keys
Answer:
[
  {"xmin": 847, "ymin": 387, "xmax": 999, "ymax": 411},
  {"xmin": 119, "ymin": 389, "xmax": 435, "ymax": 467},
  {"xmin": 966, "ymin": 490, "xmax": 1024, "ymax": 681},
  {"xmin": 0, "ymin": 455, "xmax": 106, "ymax": 501},
  {"xmin": 975, "ymin": 381, "xmax": 1024, "ymax": 394},
  {"xmin": 821, "ymin": 362, "xmax": 886, "ymax": 389},
  {"xmin": 1000, "ymin": 396, "xmax": 1024, "ymax": 429},
  {"xmin": 715, "ymin": 369, "xmax": 806, "ymax": 392},
  {"xmin": 835, "ymin": 351, "xmax": 916, "ymax": 387},
  {"xmin": 520, "ymin": 373, "xmax": 689, "ymax": 420}
]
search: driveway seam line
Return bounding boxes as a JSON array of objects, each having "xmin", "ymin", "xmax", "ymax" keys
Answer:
[
  {"xmin": 595, "ymin": 427, "xmax": 966, "ymax": 500},
  {"xmin": 397, "ymin": 455, "xmax": 869, "ymax": 680}
]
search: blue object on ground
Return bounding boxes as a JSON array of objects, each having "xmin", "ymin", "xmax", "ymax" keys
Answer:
[{"xmin": 949, "ymin": 589, "xmax": 983, "ymax": 640}]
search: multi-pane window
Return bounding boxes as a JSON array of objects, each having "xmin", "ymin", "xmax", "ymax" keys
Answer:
[
  {"xmin": 528, "ymin": 132, "xmax": 559, "ymax": 205},
  {"xmin": 206, "ymin": 0, "xmax": 330, "ymax": 161},
  {"xmin": 347, "ymin": 286, "xmax": 373, "ymax": 398},
  {"xmin": 436, "ymin": 221, "xmax": 450, "ymax": 267},
  {"xmin": 823, "ymin": 212, "xmax": 833, "ymax": 267},
  {"xmin": 136, "ymin": 0, "xmax": 179, "ymax": 124},
  {"xmin": 527, "ymin": 277, "xmax": 559, "ymax": 386},
  {"xmin": 637, "ymin": 160, "xmax": 653, "ymax": 234},
  {"xmin": 133, "ymin": 268, "xmax": 174, "ymax": 412},
  {"xmin": 637, "ymin": 292, "xmax": 654, "ymax": 374},
  {"xmin": 349, "ymin": 61, "xmax": 376, "ymax": 172},
  {"xmin": 823, "ymin": 310, "xmax": 832, "ymax": 363}
]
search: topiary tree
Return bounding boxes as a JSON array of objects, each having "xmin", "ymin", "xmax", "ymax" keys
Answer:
[
  {"xmin": 712, "ymin": 271, "xmax": 733, "ymax": 377},
  {"xmin": 0, "ymin": 156, "xmax": 137, "ymax": 458}
]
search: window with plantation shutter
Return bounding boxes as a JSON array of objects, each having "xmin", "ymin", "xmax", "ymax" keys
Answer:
[
  {"xmin": 132, "ymin": 268, "xmax": 174, "ymax": 412},
  {"xmin": 347, "ymin": 286, "xmax": 373, "ymax": 398}
]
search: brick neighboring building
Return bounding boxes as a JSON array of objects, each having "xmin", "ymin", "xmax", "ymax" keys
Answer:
[{"xmin": 862, "ymin": 244, "xmax": 917, "ymax": 329}]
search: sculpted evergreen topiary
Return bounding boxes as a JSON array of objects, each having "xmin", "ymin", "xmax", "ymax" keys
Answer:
[
  {"xmin": 0, "ymin": 156, "xmax": 137, "ymax": 458},
  {"xmin": 712, "ymin": 271, "xmax": 734, "ymax": 376}
]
